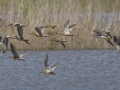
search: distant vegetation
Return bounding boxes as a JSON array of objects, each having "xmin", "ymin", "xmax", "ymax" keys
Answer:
[{"xmin": 0, "ymin": 0, "xmax": 120, "ymax": 50}]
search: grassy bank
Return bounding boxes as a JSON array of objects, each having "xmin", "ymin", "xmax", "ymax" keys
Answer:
[{"xmin": 0, "ymin": 0, "xmax": 120, "ymax": 50}]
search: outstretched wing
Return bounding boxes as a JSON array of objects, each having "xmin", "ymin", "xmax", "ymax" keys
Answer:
[
  {"xmin": 40, "ymin": 27, "xmax": 45, "ymax": 34},
  {"xmin": 3, "ymin": 37, "xmax": 8, "ymax": 52},
  {"xmin": 106, "ymin": 32, "xmax": 112, "ymax": 38},
  {"xmin": 51, "ymin": 63, "xmax": 58, "ymax": 71},
  {"xmin": 19, "ymin": 50, "xmax": 26, "ymax": 58},
  {"xmin": 69, "ymin": 24, "xmax": 76, "ymax": 32},
  {"xmin": 59, "ymin": 39, "xmax": 66, "ymax": 48},
  {"xmin": 64, "ymin": 20, "xmax": 70, "ymax": 33},
  {"xmin": 35, "ymin": 27, "xmax": 43, "ymax": 36},
  {"xmin": 44, "ymin": 54, "xmax": 50, "ymax": 68},
  {"xmin": 10, "ymin": 43, "xmax": 19, "ymax": 58},
  {"xmin": 105, "ymin": 39, "xmax": 114, "ymax": 46},
  {"xmin": 17, "ymin": 26, "xmax": 23, "ymax": 39},
  {"xmin": 93, "ymin": 30, "xmax": 102, "ymax": 36}
]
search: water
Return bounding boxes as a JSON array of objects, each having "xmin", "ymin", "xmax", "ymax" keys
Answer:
[{"xmin": 0, "ymin": 49, "xmax": 120, "ymax": 90}]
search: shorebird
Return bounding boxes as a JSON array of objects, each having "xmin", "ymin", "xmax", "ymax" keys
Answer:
[
  {"xmin": 9, "ymin": 23, "xmax": 30, "ymax": 45},
  {"xmin": 9, "ymin": 43, "xmax": 26, "ymax": 61},
  {"xmin": 91, "ymin": 29, "xmax": 106, "ymax": 38},
  {"xmin": 0, "ymin": 35, "xmax": 11, "ymax": 53},
  {"xmin": 91, "ymin": 29, "xmax": 114, "ymax": 46},
  {"xmin": 53, "ymin": 38, "xmax": 66, "ymax": 48},
  {"xmin": 113, "ymin": 35, "xmax": 120, "ymax": 51},
  {"xmin": 60, "ymin": 20, "xmax": 76, "ymax": 36},
  {"xmin": 29, "ymin": 26, "xmax": 49, "ymax": 37},
  {"xmin": 42, "ymin": 54, "xmax": 58, "ymax": 75}
]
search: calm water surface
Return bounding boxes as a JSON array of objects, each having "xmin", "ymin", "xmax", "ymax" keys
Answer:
[{"xmin": 0, "ymin": 49, "xmax": 120, "ymax": 90}]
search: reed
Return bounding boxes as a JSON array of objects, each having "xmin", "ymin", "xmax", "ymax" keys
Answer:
[{"xmin": 0, "ymin": 0, "xmax": 119, "ymax": 50}]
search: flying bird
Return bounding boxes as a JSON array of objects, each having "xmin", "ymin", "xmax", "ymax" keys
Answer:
[
  {"xmin": 59, "ymin": 20, "xmax": 76, "ymax": 36},
  {"xmin": 29, "ymin": 26, "xmax": 54, "ymax": 37},
  {"xmin": 9, "ymin": 23, "xmax": 30, "ymax": 45},
  {"xmin": 42, "ymin": 54, "xmax": 58, "ymax": 75},
  {"xmin": 53, "ymin": 38, "xmax": 66, "ymax": 48},
  {"xmin": 90, "ymin": 29, "xmax": 114, "ymax": 46},
  {"xmin": 9, "ymin": 43, "xmax": 26, "ymax": 61}
]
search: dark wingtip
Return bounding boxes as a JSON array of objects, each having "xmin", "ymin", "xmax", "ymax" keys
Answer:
[{"xmin": 51, "ymin": 72, "xmax": 56, "ymax": 75}]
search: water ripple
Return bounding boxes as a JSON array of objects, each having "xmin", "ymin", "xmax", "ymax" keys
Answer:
[{"xmin": 0, "ymin": 49, "xmax": 120, "ymax": 90}]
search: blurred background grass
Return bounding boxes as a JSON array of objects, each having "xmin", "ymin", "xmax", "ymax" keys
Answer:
[{"xmin": 0, "ymin": 0, "xmax": 120, "ymax": 50}]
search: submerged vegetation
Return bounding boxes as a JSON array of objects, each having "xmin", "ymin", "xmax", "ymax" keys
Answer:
[{"xmin": 0, "ymin": 0, "xmax": 120, "ymax": 50}]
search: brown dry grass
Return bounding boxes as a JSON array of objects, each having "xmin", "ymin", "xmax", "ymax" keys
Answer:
[{"xmin": 0, "ymin": 0, "xmax": 120, "ymax": 50}]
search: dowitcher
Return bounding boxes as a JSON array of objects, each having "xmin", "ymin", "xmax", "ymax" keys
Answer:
[
  {"xmin": 53, "ymin": 38, "xmax": 66, "ymax": 48},
  {"xmin": 0, "ymin": 35, "xmax": 11, "ymax": 53},
  {"xmin": 9, "ymin": 43, "xmax": 26, "ymax": 61},
  {"xmin": 42, "ymin": 54, "xmax": 58, "ymax": 75},
  {"xmin": 91, "ymin": 29, "xmax": 106, "ymax": 38},
  {"xmin": 60, "ymin": 20, "xmax": 76, "ymax": 36},
  {"xmin": 91, "ymin": 29, "xmax": 114, "ymax": 46},
  {"xmin": 9, "ymin": 23, "xmax": 30, "ymax": 45},
  {"xmin": 29, "ymin": 26, "xmax": 48, "ymax": 37}
]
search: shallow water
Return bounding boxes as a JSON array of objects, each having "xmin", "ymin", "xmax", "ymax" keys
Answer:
[{"xmin": 0, "ymin": 49, "xmax": 120, "ymax": 90}]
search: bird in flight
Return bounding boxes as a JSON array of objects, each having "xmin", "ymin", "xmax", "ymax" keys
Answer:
[
  {"xmin": 42, "ymin": 54, "xmax": 58, "ymax": 75},
  {"xmin": 9, "ymin": 23, "xmax": 30, "ymax": 45},
  {"xmin": 53, "ymin": 38, "xmax": 66, "ymax": 48},
  {"xmin": 59, "ymin": 20, "xmax": 76, "ymax": 36},
  {"xmin": 9, "ymin": 43, "xmax": 26, "ymax": 61}
]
